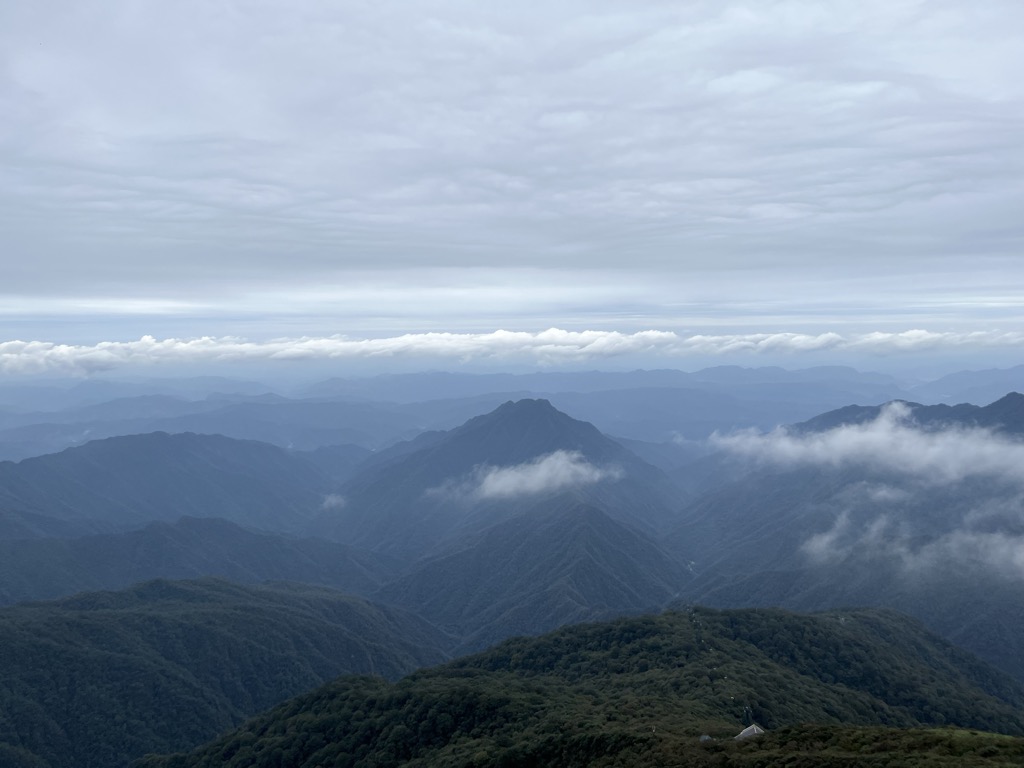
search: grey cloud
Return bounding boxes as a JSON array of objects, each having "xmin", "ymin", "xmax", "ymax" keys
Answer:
[{"xmin": 1, "ymin": 0, "xmax": 1023, "ymax": 336}]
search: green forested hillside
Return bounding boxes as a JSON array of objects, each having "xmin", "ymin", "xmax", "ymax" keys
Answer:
[
  {"xmin": 139, "ymin": 607, "xmax": 1024, "ymax": 768},
  {"xmin": 0, "ymin": 579, "xmax": 451, "ymax": 768}
]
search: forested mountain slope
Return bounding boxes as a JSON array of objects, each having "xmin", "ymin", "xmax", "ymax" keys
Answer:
[
  {"xmin": 0, "ymin": 579, "xmax": 451, "ymax": 768},
  {"xmin": 378, "ymin": 502, "xmax": 689, "ymax": 652},
  {"xmin": 139, "ymin": 607, "xmax": 1024, "ymax": 768}
]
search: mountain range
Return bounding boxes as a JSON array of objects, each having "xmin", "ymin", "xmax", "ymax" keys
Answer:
[{"xmin": 3, "ymin": 372, "xmax": 1024, "ymax": 766}]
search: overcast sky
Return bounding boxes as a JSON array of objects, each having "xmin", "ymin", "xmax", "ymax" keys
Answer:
[{"xmin": 2, "ymin": 1, "xmax": 1023, "ymax": 376}]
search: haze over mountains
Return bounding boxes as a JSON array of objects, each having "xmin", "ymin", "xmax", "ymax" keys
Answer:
[
  {"xmin": 3, "ymin": 364, "xmax": 1003, "ymax": 462},
  {"xmin": 3, "ymin": 363, "xmax": 1024, "ymax": 767}
]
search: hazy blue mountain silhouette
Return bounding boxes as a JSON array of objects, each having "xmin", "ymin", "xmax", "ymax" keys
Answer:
[
  {"xmin": 0, "ymin": 516, "xmax": 394, "ymax": 605},
  {"xmin": 0, "ymin": 431, "xmax": 331, "ymax": 535},
  {"xmin": 313, "ymin": 398, "xmax": 682, "ymax": 556}
]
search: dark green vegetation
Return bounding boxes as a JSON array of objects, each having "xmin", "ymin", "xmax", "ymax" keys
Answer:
[
  {"xmin": 0, "ymin": 579, "xmax": 450, "ymax": 768},
  {"xmin": 138, "ymin": 607, "xmax": 1024, "ymax": 768}
]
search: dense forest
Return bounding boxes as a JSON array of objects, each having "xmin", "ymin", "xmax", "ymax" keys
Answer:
[
  {"xmin": 0, "ymin": 579, "xmax": 450, "ymax": 768},
  {"xmin": 138, "ymin": 607, "xmax": 1024, "ymax": 768}
]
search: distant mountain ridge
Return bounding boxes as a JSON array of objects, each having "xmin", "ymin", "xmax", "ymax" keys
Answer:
[
  {"xmin": 0, "ymin": 517, "xmax": 391, "ymax": 605},
  {"xmin": 0, "ymin": 431, "xmax": 331, "ymax": 536},
  {"xmin": 0, "ymin": 365, "xmax": 920, "ymax": 460},
  {"xmin": 796, "ymin": 391, "xmax": 1024, "ymax": 434}
]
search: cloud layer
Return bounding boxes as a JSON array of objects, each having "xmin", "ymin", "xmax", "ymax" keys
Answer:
[
  {"xmin": 6, "ymin": 328, "xmax": 1024, "ymax": 375},
  {"xmin": 1, "ymin": 2, "xmax": 1023, "ymax": 340}
]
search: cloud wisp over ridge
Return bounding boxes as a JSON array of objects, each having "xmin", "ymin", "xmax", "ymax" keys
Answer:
[
  {"xmin": 427, "ymin": 450, "xmax": 622, "ymax": 503},
  {"xmin": 6, "ymin": 329, "xmax": 1024, "ymax": 375},
  {"xmin": 713, "ymin": 402, "xmax": 1024, "ymax": 486}
]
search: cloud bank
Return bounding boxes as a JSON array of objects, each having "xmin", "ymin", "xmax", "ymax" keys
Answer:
[
  {"xmin": 714, "ymin": 402, "xmax": 1024, "ymax": 486},
  {"xmin": 6, "ymin": 328, "xmax": 1024, "ymax": 375},
  {"xmin": 428, "ymin": 450, "xmax": 621, "ymax": 502}
]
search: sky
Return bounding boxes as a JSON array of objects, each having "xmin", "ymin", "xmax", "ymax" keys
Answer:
[{"xmin": 2, "ymin": 1, "xmax": 1023, "ymax": 377}]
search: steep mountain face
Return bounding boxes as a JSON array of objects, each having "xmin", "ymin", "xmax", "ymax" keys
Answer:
[
  {"xmin": 668, "ymin": 392, "xmax": 1024, "ymax": 681},
  {"xmin": 378, "ymin": 501, "xmax": 690, "ymax": 652},
  {"xmin": 313, "ymin": 399, "xmax": 682, "ymax": 557},
  {"xmin": 0, "ymin": 579, "xmax": 452, "ymax": 768},
  {"xmin": 0, "ymin": 516, "xmax": 393, "ymax": 605},
  {"xmin": 138, "ymin": 607, "xmax": 1024, "ymax": 768},
  {"xmin": 0, "ymin": 431, "xmax": 332, "ymax": 536}
]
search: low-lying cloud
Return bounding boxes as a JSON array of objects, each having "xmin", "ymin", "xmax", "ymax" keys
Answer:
[
  {"xmin": 5, "ymin": 328, "xmax": 1024, "ymax": 375},
  {"xmin": 320, "ymin": 494, "xmax": 346, "ymax": 511},
  {"xmin": 428, "ymin": 450, "xmax": 622, "ymax": 502},
  {"xmin": 715, "ymin": 406, "xmax": 1024, "ymax": 579},
  {"xmin": 714, "ymin": 402, "xmax": 1024, "ymax": 486},
  {"xmin": 803, "ymin": 506, "xmax": 1024, "ymax": 580}
]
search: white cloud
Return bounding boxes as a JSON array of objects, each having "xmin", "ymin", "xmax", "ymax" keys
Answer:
[
  {"xmin": 6, "ymin": 328, "xmax": 1024, "ymax": 376},
  {"xmin": 805, "ymin": 506, "xmax": 1024, "ymax": 580},
  {"xmin": 802, "ymin": 510, "xmax": 852, "ymax": 564},
  {"xmin": 713, "ymin": 402, "xmax": 1024, "ymax": 485},
  {"xmin": 427, "ymin": 450, "xmax": 622, "ymax": 502},
  {"xmin": 722, "ymin": 407, "xmax": 1024, "ymax": 578},
  {"xmin": 473, "ymin": 450, "xmax": 622, "ymax": 500}
]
